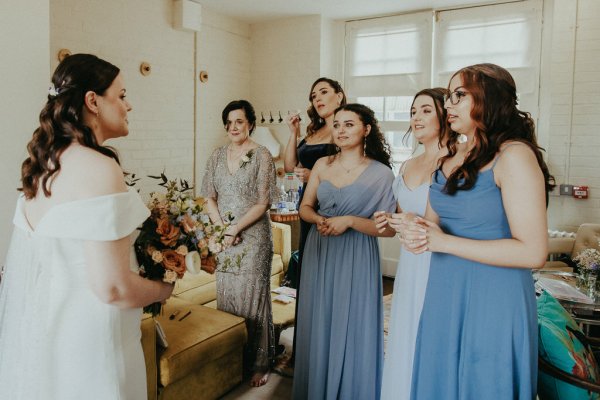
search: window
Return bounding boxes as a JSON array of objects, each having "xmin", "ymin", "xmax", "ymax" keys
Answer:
[
  {"xmin": 344, "ymin": 0, "xmax": 543, "ymax": 171},
  {"xmin": 433, "ymin": 0, "xmax": 543, "ymax": 117},
  {"xmin": 345, "ymin": 12, "xmax": 433, "ymax": 172}
]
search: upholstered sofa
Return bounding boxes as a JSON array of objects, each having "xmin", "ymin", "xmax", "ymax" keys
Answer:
[
  {"xmin": 545, "ymin": 224, "xmax": 600, "ymax": 271},
  {"xmin": 141, "ymin": 221, "xmax": 291, "ymax": 400}
]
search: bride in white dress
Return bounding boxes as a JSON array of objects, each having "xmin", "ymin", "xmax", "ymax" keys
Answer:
[
  {"xmin": 375, "ymin": 88, "xmax": 449, "ymax": 400},
  {"xmin": 0, "ymin": 54, "xmax": 174, "ymax": 400}
]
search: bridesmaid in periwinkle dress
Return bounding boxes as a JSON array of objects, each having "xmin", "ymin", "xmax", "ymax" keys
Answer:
[
  {"xmin": 404, "ymin": 64, "xmax": 555, "ymax": 399},
  {"xmin": 282, "ymin": 77, "xmax": 345, "ymax": 373},
  {"xmin": 376, "ymin": 88, "xmax": 450, "ymax": 400},
  {"xmin": 0, "ymin": 54, "xmax": 174, "ymax": 399},
  {"xmin": 201, "ymin": 100, "xmax": 277, "ymax": 387},
  {"xmin": 293, "ymin": 104, "xmax": 396, "ymax": 400}
]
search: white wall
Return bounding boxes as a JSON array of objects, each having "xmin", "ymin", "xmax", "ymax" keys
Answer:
[
  {"xmin": 0, "ymin": 0, "xmax": 50, "ymax": 262},
  {"xmin": 543, "ymin": 0, "xmax": 600, "ymax": 232},
  {"xmin": 50, "ymin": 0, "xmax": 251, "ymax": 197},
  {"xmin": 195, "ymin": 8, "xmax": 251, "ymax": 188},
  {"xmin": 51, "ymin": 0, "xmax": 196, "ymax": 196},
  {"xmin": 249, "ymin": 16, "xmax": 322, "ymax": 149}
]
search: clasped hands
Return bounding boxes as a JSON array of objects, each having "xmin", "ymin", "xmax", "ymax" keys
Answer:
[
  {"xmin": 316, "ymin": 216, "xmax": 351, "ymax": 237},
  {"xmin": 223, "ymin": 224, "xmax": 243, "ymax": 247},
  {"xmin": 373, "ymin": 211, "xmax": 444, "ymax": 254}
]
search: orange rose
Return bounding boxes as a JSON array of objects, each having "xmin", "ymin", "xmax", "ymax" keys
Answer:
[
  {"xmin": 156, "ymin": 217, "xmax": 180, "ymax": 247},
  {"xmin": 161, "ymin": 249, "xmax": 186, "ymax": 278}
]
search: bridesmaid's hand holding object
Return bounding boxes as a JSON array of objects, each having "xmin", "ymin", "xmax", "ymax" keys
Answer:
[{"xmin": 294, "ymin": 167, "xmax": 311, "ymax": 183}]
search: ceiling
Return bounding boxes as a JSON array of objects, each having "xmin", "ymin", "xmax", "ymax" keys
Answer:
[{"xmin": 192, "ymin": 0, "xmax": 503, "ymax": 23}]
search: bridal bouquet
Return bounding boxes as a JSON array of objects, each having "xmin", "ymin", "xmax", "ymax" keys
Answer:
[{"xmin": 132, "ymin": 173, "xmax": 233, "ymax": 315}]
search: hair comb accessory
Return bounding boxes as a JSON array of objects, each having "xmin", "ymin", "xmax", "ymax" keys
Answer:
[{"xmin": 48, "ymin": 83, "xmax": 60, "ymax": 97}]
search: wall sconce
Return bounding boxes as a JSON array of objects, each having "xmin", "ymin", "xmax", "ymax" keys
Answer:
[
  {"xmin": 57, "ymin": 48, "xmax": 71, "ymax": 62},
  {"xmin": 140, "ymin": 62, "xmax": 151, "ymax": 76}
]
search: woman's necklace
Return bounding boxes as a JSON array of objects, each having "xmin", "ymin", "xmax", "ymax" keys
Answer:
[
  {"xmin": 228, "ymin": 143, "xmax": 248, "ymax": 161},
  {"xmin": 338, "ymin": 156, "xmax": 365, "ymax": 174}
]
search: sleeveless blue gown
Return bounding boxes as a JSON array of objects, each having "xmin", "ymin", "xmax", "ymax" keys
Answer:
[
  {"xmin": 381, "ymin": 173, "xmax": 431, "ymax": 400},
  {"xmin": 410, "ymin": 167, "xmax": 537, "ymax": 400}
]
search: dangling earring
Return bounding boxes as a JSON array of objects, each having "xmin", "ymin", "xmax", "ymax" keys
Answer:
[
  {"xmin": 319, "ymin": 117, "xmax": 324, "ymax": 124},
  {"xmin": 457, "ymin": 133, "xmax": 467, "ymax": 144},
  {"xmin": 363, "ymin": 137, "xmax": 367, "ymax": 157}
]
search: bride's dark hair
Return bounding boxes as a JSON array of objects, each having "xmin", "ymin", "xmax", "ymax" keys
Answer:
[{"xmin": 20, "ymin": 53, "xmax": 121, "ymax": 199}]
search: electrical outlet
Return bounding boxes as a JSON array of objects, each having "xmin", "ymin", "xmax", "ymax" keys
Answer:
[{"xmin": 559, "ymin": 184, "xmax": 573, "ymax": 196}]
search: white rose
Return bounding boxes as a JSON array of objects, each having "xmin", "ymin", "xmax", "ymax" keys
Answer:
[
  {"xmin": 163, "ymin": 269, "xmax": 178, "ymax": 284},
  {"xmin": 151, "ymin": 250, "xmax": 164, "ymax": 263},
  {"xmin": 176, "ymin": 245, "xmax": 189, "ymax": 256}
]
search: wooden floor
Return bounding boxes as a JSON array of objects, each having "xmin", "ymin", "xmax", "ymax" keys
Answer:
[{"xmin": 220, "ymin": 277, "xmax": 396, "ymax": 399}]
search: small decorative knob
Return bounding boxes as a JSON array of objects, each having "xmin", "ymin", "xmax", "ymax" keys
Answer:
[
  {"xmin": 199, "ymin": 70, "xmax": 208, "ymax": 82},
  {"xmin": 57, "ymin": 48, "xmax": 71, "ymax": 62},
  {"xmin": 140, "ymin": 62, "xmax": 151, "ymax": 76}
]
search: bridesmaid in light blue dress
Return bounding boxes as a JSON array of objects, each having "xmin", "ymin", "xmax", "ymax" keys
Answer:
[
  {"xmin": 404, "ymin": 64, "xmax": 555, "ymax": 399},
  {"xmin": 378, "ymin": 88, "xmax": 449, "ymax": 400},
  {"xmin": 293, "ymin": 104, "xmax": 396, "ymax": 400}
]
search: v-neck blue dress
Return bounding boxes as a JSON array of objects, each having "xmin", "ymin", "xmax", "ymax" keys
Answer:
[
  {"xmin": 410, "ymin": 167, "xmax": 537, "ymax": 400},
  {"xmin": 293, "ymin": 160, "xmax": 396, "ymax": 400}
]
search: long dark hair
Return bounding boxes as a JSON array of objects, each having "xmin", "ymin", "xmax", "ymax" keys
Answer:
[
  {"xmin": 20, "ymin": 54, "xmax": 121, "ymax": 199},
  {"xmin": 331, "ymin": 103, "xmax": 392, "ymax": 169},
  {"xmin": 403, "ymin": 87, "xmax": 449, "ymax": 148},
  {"xmin": 306, "ymin": 77, "xmax": 347, "ymax": 137},
  {"xmin": 441, "ymin": 63, "xmax": 555, "ymax": 201}
]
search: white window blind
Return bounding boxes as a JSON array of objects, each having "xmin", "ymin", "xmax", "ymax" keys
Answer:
[
  {"xmin": 433, "ymin": 0, "xmax": 543, "ymax": 117},
  {"xmin": 345, "ymin": 11, "xmax": 433, "ymax": 99},
  {"xmin": 345, "ymin": 12, "xmax": 433, "ymax": 170}
]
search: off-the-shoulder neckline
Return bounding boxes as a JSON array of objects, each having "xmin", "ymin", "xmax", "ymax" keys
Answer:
[{"xmin": 20, "ymin": 187, "xmax": 138, "ymax": 234}]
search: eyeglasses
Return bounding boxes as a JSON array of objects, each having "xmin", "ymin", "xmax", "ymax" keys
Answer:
[{"xmin": 444, "ymin": 90, "xmax": 469, "ymax": 105}]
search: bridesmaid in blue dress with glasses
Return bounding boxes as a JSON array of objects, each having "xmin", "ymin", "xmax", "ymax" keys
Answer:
[
  {"xmin": 280, "ymin": 77, "xmax": 346, "ymax": 374},
  {"xmin": 403, "ymin": 64, "xmax": 555, "ymax": 399}
]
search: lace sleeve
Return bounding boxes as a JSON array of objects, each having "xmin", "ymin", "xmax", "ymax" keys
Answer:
[
  {"xmin": 255, "ymin": 147, "xmax": 276, "ymax": 205},
  {"xmin": 200, "ymin": 148, "xmax": 220, "ymax": 199}
]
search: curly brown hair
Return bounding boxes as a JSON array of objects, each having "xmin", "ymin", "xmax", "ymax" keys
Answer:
[
  {"xmin": 20, "ymin": 54, "xmax": 121, "ymax": 199},
  {"xmin": 331, "ymin": 103, "xmax": 392, "ymax": 169},
  {"xmin": 306, "ymin": 77, "xmax": 347, "ymax": 137},
  {"xmin": 441, "ymin": 63, "xmax": 555, "ymax": 202}
]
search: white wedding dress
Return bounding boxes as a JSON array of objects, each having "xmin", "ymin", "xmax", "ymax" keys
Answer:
[{"xmin": 0, "ymin": 188, "xmax": 150, "ymax": 400}]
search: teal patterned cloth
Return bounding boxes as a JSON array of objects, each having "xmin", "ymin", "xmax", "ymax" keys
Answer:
[{"xmin": 538, "ymin": 290, "xmax": 600, "ymax": 400}]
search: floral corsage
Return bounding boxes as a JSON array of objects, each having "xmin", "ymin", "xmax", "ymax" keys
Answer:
[{"xmin": 239, "ymin": 149, "xmax": 254, "ymax": 169}]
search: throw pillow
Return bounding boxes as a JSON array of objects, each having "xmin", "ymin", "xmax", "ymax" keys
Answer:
[{"xmin": 537, "ymin": 290, "xmax": 600, "ymax": 400}]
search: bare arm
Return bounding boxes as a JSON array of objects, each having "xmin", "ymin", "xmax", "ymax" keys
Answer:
[
  {"xmin": 205, "ymin": 197, "xmax": 225, "ymax": 226},
  {"xmin": 82, "ymin": 157, "xmax": 173, "ymax": 307},
  {"xmin": 324, "ymin": 215, "xmax": 395, "ymax": 237},
  {"xmin": 86, "ymin": 238, "xmax": 173, "ymax": 308},
  {"xmin": 408, "ymin": 144, "xmax": 548, "ymax": 269},
  {"xmin": 299, "ymin": 158, "xmax": 325, "ymax": 225},
  {"xmin": 226, "ymin": 204, "xmax": 270, "ymax": 237},
  {"xmin": 284, "ymin": 113, "xmax": 301, "ymax": 172}
]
